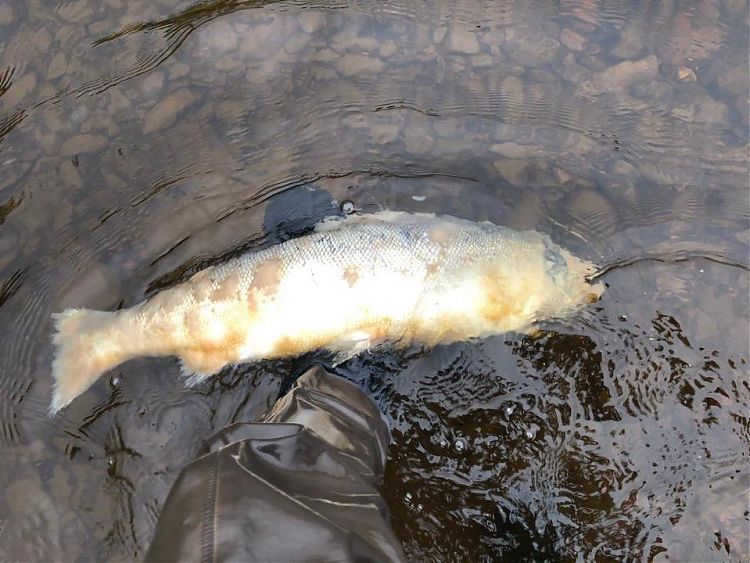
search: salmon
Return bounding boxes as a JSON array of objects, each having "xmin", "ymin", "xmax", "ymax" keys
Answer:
[{"xmin": 50, "ymin": 211, "xmax": 603, "ymax": 413}]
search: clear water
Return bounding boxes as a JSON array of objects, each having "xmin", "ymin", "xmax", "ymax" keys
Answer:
[{"xmin": 0, "ymin": 1, "xmax": 747, "ymax": 560}]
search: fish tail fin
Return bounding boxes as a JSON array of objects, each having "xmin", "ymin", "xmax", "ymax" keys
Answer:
[{"xmin": 50, "ymin": 308, "xmax": 131, "ymax": 415}]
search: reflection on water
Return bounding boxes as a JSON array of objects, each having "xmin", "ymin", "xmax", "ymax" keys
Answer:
[
  {"xmin": 0, "ymin": 0, "xmax": 747, "ymax": 560},
  {"xmin": 346, "ymin": 258, "xmax": 748, "ymax": 560}
]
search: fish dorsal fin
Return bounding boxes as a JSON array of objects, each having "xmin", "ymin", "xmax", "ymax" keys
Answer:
[{"xmin": 314, "ymin": 210, "xmax": 437, "ymax": 233}]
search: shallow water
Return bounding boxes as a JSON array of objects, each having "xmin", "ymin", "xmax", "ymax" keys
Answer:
[{"xmin": 0, "ymin": 0, "xmax": 748, "ymax": 560}]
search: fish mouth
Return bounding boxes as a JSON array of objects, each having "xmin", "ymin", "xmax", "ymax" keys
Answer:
[{"xmin": 559, "ymin": 249, "xmax": 605, "ymax": 304}]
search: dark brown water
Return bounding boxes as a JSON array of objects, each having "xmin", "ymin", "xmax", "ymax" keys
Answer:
[{"xmin": 0, "ymin": 1, "xmax": 748, "ymax": 561}]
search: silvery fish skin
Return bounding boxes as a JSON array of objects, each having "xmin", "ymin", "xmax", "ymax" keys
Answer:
[{"xmin": 50, "ymin": 211, "xmax": 603, "ymax": 413}]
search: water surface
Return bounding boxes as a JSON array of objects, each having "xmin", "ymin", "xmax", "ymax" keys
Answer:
[{"xmin": 0, "ymin": 0, "xmax": 747, "ymax": 560}]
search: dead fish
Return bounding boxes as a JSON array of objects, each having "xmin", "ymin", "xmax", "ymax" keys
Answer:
[{"xmin": 50, "ymin": 211, "xmax": 603, "ymax": 413}]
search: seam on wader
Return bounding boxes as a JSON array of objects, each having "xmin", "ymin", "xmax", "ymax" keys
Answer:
[{"xmin": 200, "ymin": 454, "xmax": 219, "ymax": 563}]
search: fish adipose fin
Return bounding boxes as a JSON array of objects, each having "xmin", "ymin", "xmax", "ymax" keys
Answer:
[{"xmin": 50, "ymin": 309, "xmax": 132, "ymax": 415}]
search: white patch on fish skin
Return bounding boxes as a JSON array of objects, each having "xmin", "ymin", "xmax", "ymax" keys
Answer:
[
  {"xmin": 50, "ymin": 211, "xmax": 603, "ymax": 414},
  {"xmin": 239, "ymin": 258, "xmax": 427, "ymax": 359}
]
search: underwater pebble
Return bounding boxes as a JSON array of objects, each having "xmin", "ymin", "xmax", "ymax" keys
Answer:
[
  {"xmin": 298, "ymin": 11, "xmax": 326, "ymax": 34},
  {"xmin": 677, "ymin": 66, "xmax": 697, "ymax": 82},
  {"xmin": 3, "ymin": 71, "xmax": 36, "ymax": 107},
  {"xmin": 140, "ymin": 71, "xmax": 165, "ymax": 96},
  {"xmin": 586, "ymin": 55, "xmax": 659, "ymax": 94},
  {"xmin": 202, "ymin": 20, "xmax": 238, "ymax": 53},
  {"xmin": 5, "ymin": 477, "xmax": 47, "ymax": 514},
  {"xmin": 0, "ymin": 4, "xmax": 13, "ymax": 25},
  {"xmin": 490, "ymin": 142, "xmax": 541, "ymax": 159},
  {"xmin": 56, "ymin": 0, "xmax": 92, "ymax": 23},
  {"xmin": 379, "ymin": 41, "xmax": 398, "ymax": 58},
  {"xmin": 446, "ymin": 27, "xmax": 480, "ymax": 54},
  {"xmin": 60, "ymin": 160, "xmax": 82, "ymax": 188},
  {"xmin": 560, "ymin": 29, "xmax": 586, "ymax": 52},
  {"xmin": 404, "ymin": 122, "xmax": 434, "ymax": 154},
  {"xmin": 169, "ymin": 62, "xmax": 191, "ymax": 79},
  {"xmin": 60, "ymin": 134, "xmax": 107, "ymax": 157},
  {"xmin": 337, "ymin": 54, "xmax": 384, "ymax": 76},
  {"xmin": 142, "ymin": 89, "xmax": 198, "ymax": 134},
  {"xmin": 47, "ymin": 53, "xmax": 67, "ymax": 80}
]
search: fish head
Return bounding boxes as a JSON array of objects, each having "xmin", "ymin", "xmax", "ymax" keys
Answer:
[
  {"xmin": 474, "ymin": 232, "xmax": 603, "ymax": 334},
  {"xmin": 537, "ymin": 239, "xmax": 604, "ymax": 318}
]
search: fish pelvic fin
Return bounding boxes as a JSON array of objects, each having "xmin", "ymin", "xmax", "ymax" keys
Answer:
[{"xmin": 50, "ymin": 308, "xmax": 132, "ymax": 415}]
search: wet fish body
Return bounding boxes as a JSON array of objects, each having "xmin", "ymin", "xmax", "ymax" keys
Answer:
[{"xmin": 50, "ymin": 211, "xmax": 603, "ymax": 413}]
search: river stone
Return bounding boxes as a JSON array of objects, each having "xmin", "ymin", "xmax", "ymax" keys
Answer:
[
  {"xmin": 0, "ymin": 4, "xmax": 12, "ymax": 25},
  {"xmin": 490, "ymin": 143, "xmax": 542, "ymax": 159},
  {"xmin": 337, "ymin": 54, "xmax": 383, "ymax": 76},
  {"xmin": 581, "ymin": 55, "xmax": 659, "ymax": 95},
  {"xmin": 169, "ymin": 63, "xmax": 191, "ymax": 80},
  {"xmin": 140, "ymin": 71, "xmax": 164, "ymax": 96},
  {"xmin": 379, "ymin": 41, "xmax": 398, "ymax": 58},
  {"xmin": 3, "ymin": 71, "xmax": 36, "ymax": 107},
  {"xmin": 404, "ymin": 120, "xmax": 434, "ymax": 154},
  {"xmin": 470, "ymin": 54, "xmax": 495, "ymax": 67},
  {"xmin": 60, "ymin": 134, "xmax": 107, "ymax": 157},
  {"xmin": 298, "ymin": 11, "xmax": 326, "ymax": 34},
  {"xmin": 446, "ymin": 27, "xmax": 480, "ymax": 54},
  {"xmin": 142, "ymin": 89, "xmax": 198, "ymax": 134},
  {"xmin": 560, "ymin": 29, "xmax": 586, "ymax": 52},
  {"xmin": 48, "ymin": 53, "xmax": 67, "ymax": 80},
  {"xmin": 493, "ymin": 159, "xmax": 528, "ymax": 186},
  {"xmin": 60, "ymin": 160, "xmax": 82, "ymax": 188},
  {"xmin": 202, "ymin": 20, "xmax": 238, "ymax": 53}
]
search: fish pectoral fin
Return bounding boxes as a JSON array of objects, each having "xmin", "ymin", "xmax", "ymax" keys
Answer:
[
  {"xmin": 328, "ymin": 330, "xmax": 375, "ymax": 365},
  {"xmin": 178, "ymin": 351, "xmax": 228, "ymax": 386}
]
